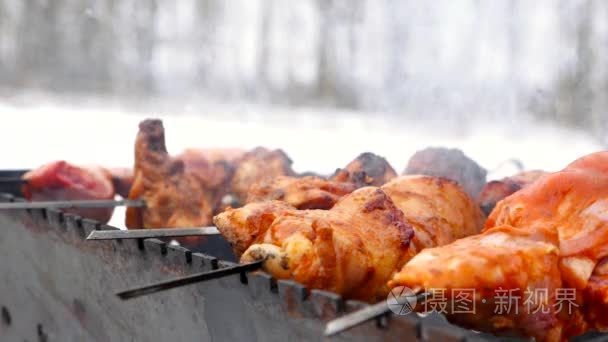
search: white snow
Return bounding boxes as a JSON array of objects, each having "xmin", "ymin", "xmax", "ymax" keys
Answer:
[{"xmin": 0, "ymin": 98, "xmax": 602, "ymax": 228}]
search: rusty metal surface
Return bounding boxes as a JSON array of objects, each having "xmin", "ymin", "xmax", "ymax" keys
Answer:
[{"xmin": 0, "ymin": 191, "xmax": 606, "ymax": 342}]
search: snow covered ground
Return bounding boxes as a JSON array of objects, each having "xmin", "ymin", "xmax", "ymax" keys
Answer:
[{"xmin": 0, "ymin": 98, "xmax": 602, "ymax": 228}]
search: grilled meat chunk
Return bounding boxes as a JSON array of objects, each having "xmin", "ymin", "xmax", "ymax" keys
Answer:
[
  {"xmin": 478, "ymin": 170, "xmax": 547, "ymax": 215},
  {"xmin": 582, "ymin": 257, "xmax": 608, "ymax": 332},
  {"xmin": 175, "ymin": 148, "xmax": 241, "ymax": 212},
  {"xmin": 331, "ymin": 152, "xmax": 397, "ymax": 187},
  {"xmin": 487, "ymin": 152, "xmax": 608, "ymax": 291},
  {"xmin": 240, "ymin": 187, "xmax": 415, "ymax": 302},
  {"xmin": 22, "ymin": 161, "xmax": 115, "ymax": 223},
  {"xmin": 391, "ymin": 151, "xmax": 608, "ymax": 341},
  {"xmin": 216, "ymin": 175, "xmax": 482, "ymax": 302},
  {"xmin": 404, "ymin": 147, "xmax": 487, "ymax": 199},
  {"xmin": 111, "ymin": 148, "xmax": 243, "ymax": 209},
  {"xmin": 108, "ymin": 167, "xmax": 134, "ymax": 199},
  {"xmin": 391, "ymin": 226, "xmax": 564, "ymax": 342},
  {"xmin": 231, "ymin": 147, "xmax": 295, "ymax": 205},
  {"xmin": 213, "ymin": 200, "xmax": 296, "ymax": 256},
  {"xmin": 246, "ymin": 176, "xmax": 357, "ymax": 209},
  {"xmin": 381, "ymin": 175, "xmax": 484, "ymax": 252},
  {"xmin": 245, "ymin": 152, "xmax": 396, "ymax": 210},
  {"xmin": 126, "ymin": 119, "xmax": 215, "ymax": 229}
]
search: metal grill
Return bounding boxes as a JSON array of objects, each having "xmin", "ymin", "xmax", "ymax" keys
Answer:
[{"xmin": 0, "ymin": 171, "xmax": 606, "ymax": 341}]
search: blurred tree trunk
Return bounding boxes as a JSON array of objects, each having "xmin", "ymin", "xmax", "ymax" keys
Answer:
[
  {"xmin": 316, "ymin": 0, "xmax": 336, "ymax": 103},
  {"xmin": 15, "ymin": 0, "xmax": 61, "ymax": 89},
  {"xmin": 386, "ymin": 0, "xmax": 406, "ymax": 87},
  {"xmin": 133, "ymin": 0, "xmax": 157, "ymax": 94},
  {"xmin": 551, "ymin": 0, "xmax": 593, "ymax": 129},
  {"xmin": 256, "ymin": 0, "xmax": 273, "ymax": 98},
  {"xmin": 570, "ymin": 0, "xmax": 593, "ymax": 128}
]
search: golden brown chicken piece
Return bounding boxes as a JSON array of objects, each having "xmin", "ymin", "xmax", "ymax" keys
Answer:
[
  {"xmin": 175, "ymin": 148, "xmax": 242, "ymax": 212},
  {"xmin": 381, "ymin": 175, "xmax": 484, "ymax": 252},
  {"xmin": 176, "ymin": 149, "xmax": 236, "ymax": 188},
  {"xmin": 244, "ymin": 152, "xmax": 396, "ymax": 210},
  {"xmin": 331, "ymin": 152, "xmax": 397, "ymax": 187},
  {"xmin": 478, "ymin": 170, "xmax": 547, "ymax": 215},
  {"xmin": 390, "ymin": 225, "xmax": 565, "ymax": 342},
  {"xmin": 213, "ymin": 200, "xmax": 296, "ymax": 256},
  {"xmin": 245, "ymin": 176, "xmax": 357, "ymax": 210},
  {"xmin": 230, "ymin": 147, "xmax": 295, "ymax": 205},
  {"xmin": 392, "ymin": 151, "xmax": 608, "ymax": 341},
  {"xmin": 215, "ymin": 175, "xmax": 482, "ymax": 302},
  {"xmin": 404, "ymin": 147, "xmax": 487, "ymax": 199},
  {"xmin": 239, "ymin": 187, "xmax": 415, "ymax": 302},
  {"xmin": 126, "ymin": 119, "xmax": 215, "ymax": 229},
  {"xmin": 105, "ymin": 149, "xmax": 242, "ymax": 207}
]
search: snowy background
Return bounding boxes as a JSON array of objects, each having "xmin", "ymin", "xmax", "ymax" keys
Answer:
[{"xmin": 0, "ymin": 0, "xmax": 606, "ymax": 185}]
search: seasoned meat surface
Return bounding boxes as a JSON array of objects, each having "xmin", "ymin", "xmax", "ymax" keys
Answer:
[
  {"xmin": 231, "ymin": 147, "xmax": 295, "ymax": 205},
  {"xmin": 22, "ymin": 161, "xmax": 115, "ymax": 223},
  {"xmin": 126, "ymin": 119, "xmax": 215, "ymax": 229}
]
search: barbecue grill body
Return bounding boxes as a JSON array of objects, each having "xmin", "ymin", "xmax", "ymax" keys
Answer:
[{"xmin": 0, "ymin": 190, "xmax": 606, "ymax": 342}]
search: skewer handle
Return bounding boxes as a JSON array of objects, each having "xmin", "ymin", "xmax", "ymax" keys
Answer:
[{"xmin": 116, "ymin": 260, "xmax": 264, "ymax": 300}]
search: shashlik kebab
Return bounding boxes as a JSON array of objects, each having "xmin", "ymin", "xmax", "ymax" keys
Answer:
[
  {"xmin": 388, "ymin": 151, "xmax": 608, "ymax": 342},
  {"xmin": 12, "ymin": 117, "xmax": 400, "ymax": 242},
  {"xmin": 124, "ymin": 119, "xmax": 400, "ymax": 231},
  {"xmin": 6, "ymin": 118, "xmax": 495, "ymax": 234},
  {"xmin": 6, "ymin": 117, "xmax": 588, "ymax": 340},
  {"xmin": 235, "ymin": 175, "xmax": 483, "ymax": 302},
  {"xmin": 10, "ymin": 148, "xmax": 242, "ymax": 224},
  {"xmin": 121, "ymin": 174, "xmax": 483, "ymax": 303},
  {"xmin": 21, "ymin": 161, "xmax": 121, "ymax": 223}
]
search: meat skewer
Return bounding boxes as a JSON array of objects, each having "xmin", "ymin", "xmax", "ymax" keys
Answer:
[
  {"xmin": 116, "ymin": 260, "xmax": 264, "ymax": 300},
  {"xmin": 375, "ymin": 151, "xmax": 608, "ymax": 341},
  {"xmin": 52, "ymin": 150, "xmax": 395, "ymax": 242},
  {"xmin": 116, "ymin": 175, "xmax": 483, "ymax": 303},
  {"xmin": 0, "ymin": 198, "xmax": 144, "ymax": 210},
  {"xmin": 85, "ymin": 227, "xmax": 220, "ymax": 241},
  {"xmin": 324, "ymin": 292, "xmax": 431, "ymax": 337},
  {"xmin": 326, "ymin": 152, "xmax": 608, "ymax": 338}
]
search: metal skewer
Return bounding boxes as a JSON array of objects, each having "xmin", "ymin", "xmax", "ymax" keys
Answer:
[
  {"xmin": 86, "ymin": 227, "xmax": 220, "ymax": 241},
  {"xmin": 116, "ymin": 260, "xmax": 264, "ymax": 300},
  {"xmin": 0, "ymin": 199, "xmax": 145, "ymax": 210},
  {"xmin": 324, "ymin": 292, "xmax": 429, "ymax": 337}
]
